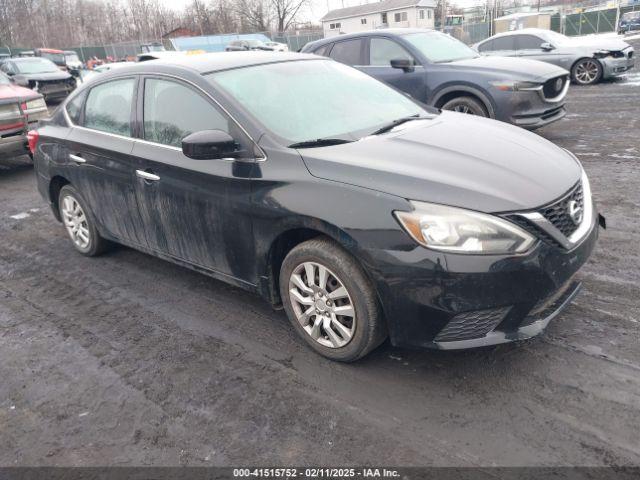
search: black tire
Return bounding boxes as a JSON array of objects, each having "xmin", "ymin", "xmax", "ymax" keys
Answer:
[
  {"xmin": 441, "ymin": 96, "xmax": 488, "ymax": 117},
  {"xmin": 58, "ymin": 185, "xmax": 110, "ymax": 257},
  {"xmin": 571, "ymin": 58, "xmax": 603, "ymax": 85},
  {"xmin": 279, "ymin": 237, "xmax": 386, "ymax": 362}
]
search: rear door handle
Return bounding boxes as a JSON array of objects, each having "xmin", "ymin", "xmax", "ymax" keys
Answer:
[
  {"xmin": 136, "ymin": 169, "xmax": 160, "ymax": 182},
  {"xmin": 69, "ymin": 153, "xmax": 86, "ymax": 164}
]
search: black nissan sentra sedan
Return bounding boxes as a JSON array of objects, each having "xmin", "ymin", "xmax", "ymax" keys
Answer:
[{"xmin": 31, "ymin": 52, "xmax": 600, "ymax": 361}]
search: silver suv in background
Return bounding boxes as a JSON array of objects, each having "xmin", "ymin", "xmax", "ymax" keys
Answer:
[{"xmin": 474, "ymin": 28, "xmax": 635, "ymax": 85}]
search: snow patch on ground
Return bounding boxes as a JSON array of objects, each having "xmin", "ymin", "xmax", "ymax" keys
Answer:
[{"xmin": 620, "ymin": 72, "xmax": 640, "ymax": 87}]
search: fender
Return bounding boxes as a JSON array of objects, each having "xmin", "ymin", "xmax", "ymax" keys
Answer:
[{"xmin": 429, "ymin": 83, "xmax": 497, "ymax": 119}]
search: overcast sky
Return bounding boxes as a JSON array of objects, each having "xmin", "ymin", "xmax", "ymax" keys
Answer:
[{"xmin": 161, "ymin": 0, "xmax": 486, "ymax": 24}]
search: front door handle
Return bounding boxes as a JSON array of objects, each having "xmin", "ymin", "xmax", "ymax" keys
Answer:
[
  {"xmin": 136, "ymin": 169, "xmax": 160, "ymax": 182},
  {"xmin": 69, "ymin": 153, "xmax": 86, "ymax": 164}
]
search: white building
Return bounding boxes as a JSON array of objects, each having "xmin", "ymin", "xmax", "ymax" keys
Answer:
[{"xmin": 321, "ymin": 0, "xmax": 438, "ymax": 38}]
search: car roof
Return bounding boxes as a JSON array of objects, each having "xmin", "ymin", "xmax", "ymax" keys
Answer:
[
  {"xmin": 305, "ymin": 28, "xmax": 435, "ymax": 49},
  {"xmin": 102, "ymin": 51, "xmax": 322, "ymax": 76},
  {"xmin": 482, "ymin": 28, "xmax": 554, "ymax": 41}
]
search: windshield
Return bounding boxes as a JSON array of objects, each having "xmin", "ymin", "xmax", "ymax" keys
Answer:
[
  {"xmin": 403, "ymin": 32, "xmax": 479, "ymax": 63},
  {"xmin": 65, "ymin": 53, "xmax": 80, "ymax": 63},
  {"xmin": 16, "ymin": 58, "xmax": 59, "ymax": 74},
  {"xmin": 40, "ymin": 52, "xmax": 65, "ymax": 65},
  {"xmin": 209, "ymin": 60, "xmax": 427, "ymax": 144},
  {"xmin": 622, "ymin": 12, "xmax": 640, "ymax": 20}
]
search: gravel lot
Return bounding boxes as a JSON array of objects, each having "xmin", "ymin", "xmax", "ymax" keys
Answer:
[{"xmin": 1, "ymin": 41, "xmax": 639, "ymax": 467}]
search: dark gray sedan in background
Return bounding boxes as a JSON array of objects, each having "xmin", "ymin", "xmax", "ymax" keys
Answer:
[
  {"xmin": 474, "ymin": 29, "xmax": 635, "ymax": 85},
  {"xmin": 0, "ymin": 57, "xmax": 76, "ymax": 101},
  {"xmin": 302, "ymin": 29, "xmax": 570, "ymax": 129}
]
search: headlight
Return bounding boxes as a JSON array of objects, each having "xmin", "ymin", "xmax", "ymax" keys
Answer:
[
  {"xmin": 490, "ymin": 80, "xmax": 542, "ymax": 92},
  {"xmin": 394, "ymin": 202, "xmax": 535, "ymax": 254}
]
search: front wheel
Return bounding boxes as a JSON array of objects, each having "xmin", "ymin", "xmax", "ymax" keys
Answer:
[
  {"xmin": 279, "ymin": 237, "xmax": 386, "ymax": 362},
  {"xmin": 571, "ymin": 58, "xmax": 603, "ymax": 85},
  {"xmin": 441, "ymin": 96, "xmax": 488, "ymax": 116}
]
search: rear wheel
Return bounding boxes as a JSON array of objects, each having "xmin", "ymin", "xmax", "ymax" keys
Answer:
[
  {"xmin": 58, "ymin": 185, "xmax": 110, "ymax": 256},
  {"xmin": 571, "ymin": 58, "xmax": 602, "ymax": 85},
  {"xmin": 441, "ymin": 96, "xmax": 488, "ymax": 116},
  {"xmin": 279, "ymin": 237, "xmax": 386, "ymax": 362}
]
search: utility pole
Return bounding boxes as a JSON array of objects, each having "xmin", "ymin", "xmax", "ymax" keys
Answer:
[{"xmin": 442, "ymin": 0, "xmax": 446, "ymax": 30}]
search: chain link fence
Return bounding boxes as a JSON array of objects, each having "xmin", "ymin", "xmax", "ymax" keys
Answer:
[{"xmin": 445, "ymin": 3, "xmax": 638, "ymax": 45}]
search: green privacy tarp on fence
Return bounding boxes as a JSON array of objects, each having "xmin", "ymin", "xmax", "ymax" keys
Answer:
[{"xmin": 564, "ymin": 8, "xmax": 618, "ymax": 36}]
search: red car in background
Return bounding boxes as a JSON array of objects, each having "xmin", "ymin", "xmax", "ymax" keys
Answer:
[{"xmin": 0, "ymin": 72, "xmax": 48, "ymax": 160}]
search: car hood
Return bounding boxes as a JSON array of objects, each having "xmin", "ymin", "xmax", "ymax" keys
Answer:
[
  {"xmin": 0, "ymin": 83, "xmax": 40, "ymax": 100},
  {"xmin": 299, "ymin": 112, "xmax": 581, "ymax": 213},
  {"xmin": 18, "ymin": 71, "xmax": 72, "ymax": 81},
  {"xmin": 560, "ymin": 37, "xmax": 631, "ymax": 52},
  {"xmin": 450, "ymin": 55, "xmax": 568, "ymax": 80}
]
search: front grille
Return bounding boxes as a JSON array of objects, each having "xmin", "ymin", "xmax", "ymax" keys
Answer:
[
  {"xmin": 540, "ymin": 181, "xmax": 584, "ymax": 237},
  {"xmin": 542, "ymin": 75, "xmax": 567, "ymax": 99},
  {"xmin": 435, "ymin": 306, "xmax": 511, "ymax": 342},
  {"xmin": 506, "ymin": 214, "xmax": 563, "ymax": 248},
  {"xmin": 38, "ymin": 80, "xmax": 71, "ymax": 94}
]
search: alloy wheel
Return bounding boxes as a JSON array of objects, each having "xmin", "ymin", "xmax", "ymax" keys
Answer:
[
  {"xmin": 452, "ymin": 104, "xmax": 474, "ymax": 114},
  {"xmin": 575, "ymin": 60, "xmax": 599, "ymax": 84},
  {"xmin": 61, "ymin": 195, "xmax": 90, "ymax": 249},
  {"xmin": 288, "ymin": 261, "xmax": 356, "ymax": 349}
]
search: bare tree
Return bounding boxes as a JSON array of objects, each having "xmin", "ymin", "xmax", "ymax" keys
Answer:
[
  {"xmin": 270, "ymin": 0, "xmax": 309, "ymax": 33},
  {"xmin": 235, "ymin": 0, "xmax": 271, "ymax": 32}
]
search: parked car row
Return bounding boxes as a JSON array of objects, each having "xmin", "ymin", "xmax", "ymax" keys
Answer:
[
  {"xmin": 0, "ymin": 72, "xmax": 48, "ymax": 161},
  {"xmin": 300, "ymin": 28, "xmax": 634, "ymax": 130},
  {"xmin": 30, "ymin": 49, "xmax": 604, "ymax": 361},
  {"xmin": 225, "ymin": 39, "xmax": 289, "ymax": 52}
]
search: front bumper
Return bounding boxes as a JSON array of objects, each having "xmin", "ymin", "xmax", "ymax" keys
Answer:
[
  {"xmin": 366, "ymin": 211, "xmax": 599, "ymax": 350},
  {"xmin": 495, "ymin": 88, "xmax": 567, "ymax": 130},
  {"xmin": 601, "ymin": 55, "xmax": 635, "ymax": 78}
]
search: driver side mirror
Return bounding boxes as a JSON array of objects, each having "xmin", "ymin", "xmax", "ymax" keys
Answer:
[
  {"xmin": 182, "ymin": 130, "xmax": 244, "ymax": 160},
  {"xmin": 540, "ymin": 42, "xmax": 555, "ymax": 51},
  {"xmin": 390, "ymin": 58, "xmax": 415, "ymax": 73}
]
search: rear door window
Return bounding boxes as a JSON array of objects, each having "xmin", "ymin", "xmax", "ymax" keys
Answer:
[
  {"xmin": 490, "ymin": 36, "xmax": 516, "ymax": 51},
  {"xmin": 329, "ymin": 39, "xmax": 364, "ymax": 65},
  {"xmin": 314, "ymin": 44, "xmax": 332, "ymax": 57},
  {"xmin": 83, "ymin": 78, "xmax": 135, "ymax": 137},
  {"xmin": 66, "ymin": 90, "xmax": 87, "ymax": 124},
  {"xmin": 516, "ymin": 35, "xmax": 545, "ymax": 50}
]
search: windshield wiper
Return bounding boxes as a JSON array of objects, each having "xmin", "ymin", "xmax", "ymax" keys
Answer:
[
  {"xmin": 370, "ymin": 114, "xmax": 430, "ymax": 136},
  {"xmin": 288, "ymin": 138, "xmax": 354, "ymax": 149}
]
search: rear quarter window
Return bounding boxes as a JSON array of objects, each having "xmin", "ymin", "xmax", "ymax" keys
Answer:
[{"xmin": 478, "ymin": 39, "xmax": 494, "ymax": 52}]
